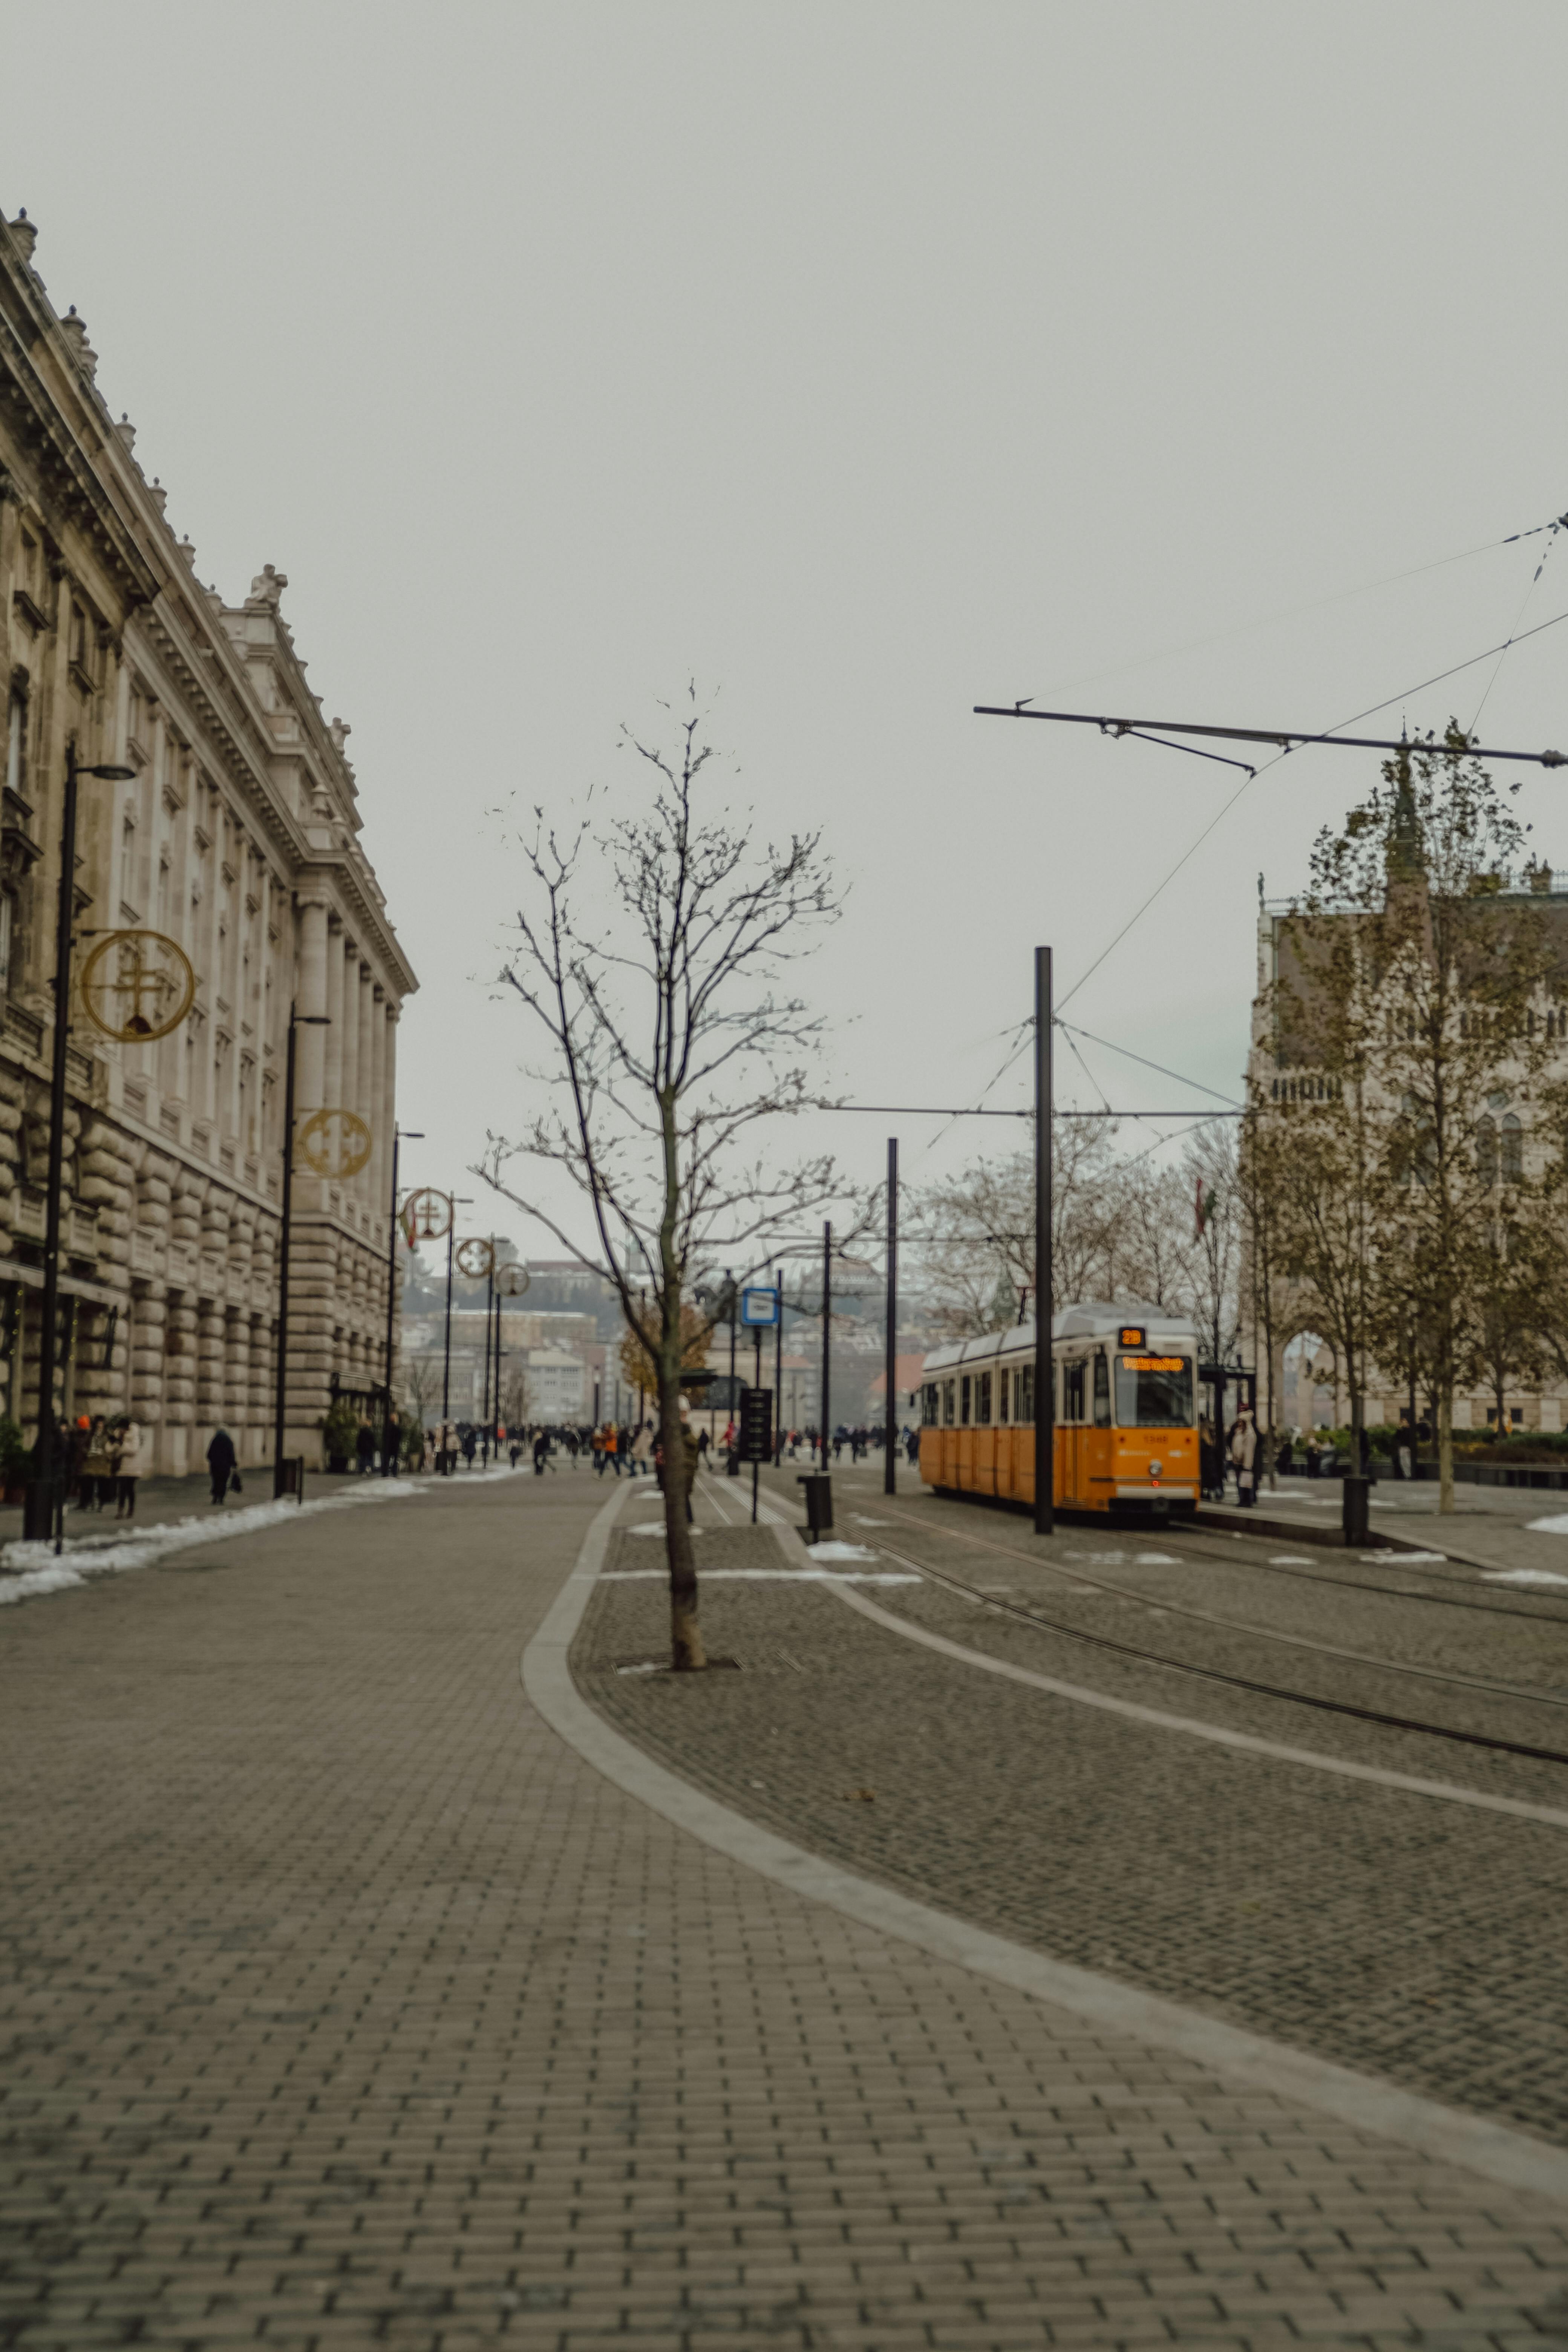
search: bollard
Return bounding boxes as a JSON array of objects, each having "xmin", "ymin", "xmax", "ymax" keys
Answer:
[
  {"xmin": 1341, "ymin": 1472, "xmax": 1370, "ymax": 1548},
  {"xmin": 797, "ymin": 1472, "xmax": 834, "ymax": 1542}
]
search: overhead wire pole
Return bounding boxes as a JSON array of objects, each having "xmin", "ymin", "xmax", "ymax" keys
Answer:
[
  {"xmin": 884, "ymin": 1136, "xmax": 897, "ymax": 1497},
  {"xmin": 1034, "ymin": 947, "xmax": 1053, "ymax": 1539}
]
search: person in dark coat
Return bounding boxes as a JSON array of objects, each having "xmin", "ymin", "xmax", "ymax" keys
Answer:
[{"xmin": 207, "ymin": 1426, "xmax": 237, "ymax": 1506}]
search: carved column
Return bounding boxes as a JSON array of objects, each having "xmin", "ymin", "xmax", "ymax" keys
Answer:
[
  {"xmin": 324, "ymin": 918, "xmax": 345, "ymax": 1113},
  {"xmin": 297, "ymin": 897, "xmax": 329, "ymax": 1112}
]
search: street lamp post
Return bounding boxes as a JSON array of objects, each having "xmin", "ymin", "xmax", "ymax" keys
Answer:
[
  {"xmin": 273, "ymin": 1003, "xmax": 330, "ymax": 1502},
  {"xmin": 382, "ymin": 1125, "xmax": 423, "ymax": 1476},
  {"xmin": 27, "ymin": 741, "xmax": 137, "ymax": 1548}
]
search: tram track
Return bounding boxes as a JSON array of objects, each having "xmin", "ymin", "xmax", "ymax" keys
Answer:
[
  {"xmin": 730, "ymin": 1478, "xmax": 1568, "ymax": 1771},
  {"xmin": 1176, "ymin": 1529, "xmax": 1568, "ymax": 1626}
]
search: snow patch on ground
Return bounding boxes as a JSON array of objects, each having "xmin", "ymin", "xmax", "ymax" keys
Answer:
[
  {"xmin": 1527, "ymin": 1514, "xmax": 1568, "ymax": 1536},
  {"xmin": 0, "ymin": 1458, "xmax": 530, "ymax": 1611},
  {"xmin": 1133, "ymin": 1553, "xmax": 1178, "ymax": 1566},
  {"xmin": 806, "ymin": 1541, "xmax": 881, "ymax": 1563},
  {"xmin": 1484, "ymin": 1567, "xmax": 1568, "ymax": 1588}
]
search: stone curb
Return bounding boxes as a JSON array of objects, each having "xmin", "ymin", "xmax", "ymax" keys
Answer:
[{"xmin": 522, "ymin": 1481, "xmax": 1568, "ymax": 2207}]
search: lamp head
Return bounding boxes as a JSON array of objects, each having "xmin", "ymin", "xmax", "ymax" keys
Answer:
[{"xmin": 84, "ymin": 764, "xmax": 136, "ymax": 782}]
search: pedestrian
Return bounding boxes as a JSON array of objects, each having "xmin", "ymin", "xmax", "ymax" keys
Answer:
[
  {"xmin": 905, "ymin": 1426, "xmax": 919, "ymax": 1466},
  {"xmin": 1275, "ymin": 1430, "xmax": 1295, "ymax": 1476},
  {"xmin": 68, "ymin": 1414, "xmax": 92, "ymax": 1509},
  {"xmin": 84, "ymin": 1417, "xmax": 113, "ymax": 1511},
  {"xmin": 533, "ymin": 1426, "xmax": 550, "ymax": 1476},
  {"xmin": 630, "ymin": 1419, "xmax": 651, "ymax": 1477},
  {"xmin": 697, "ymin": 1426, "xmax": 710, "ymax": 1461},
  {"xmin": 1305, "ymin": 1433, "xmax": 1321, "ymax": 1479},
  {"xmin": 355, "ymin": 1419, "xmax": 377, "ymax": 1475},
  {"xmin": 461, "ymin": 1426, "xmax": 477, "ymax": 1469},
  {"xmin": 605, "ymin": 1422, "xmax": 620, "ymax": 1478},
  {"xmin": 113, "ymin": 1416, "xmax": 143, "ymax": 1520},
  {"xmin": 207, "ymin": 1425, "xmax": 238, "ymax": 1506},
  {"xmin": 1228, "ymin": 1407, "xmax": 1257, "ymax": 1507}
]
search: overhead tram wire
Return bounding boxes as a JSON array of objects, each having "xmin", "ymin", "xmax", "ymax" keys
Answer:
[
  {"xmin": 996, "ymin": 597, "xmax": 1568, "ymax": 1017},
  {"xmin": 1039, "ymin": 509, "xmax": 1568, "ymax": 703},
  {"xmin": 822, "ymin": 1104, "xmax": 1241, "ymax": 1119}
]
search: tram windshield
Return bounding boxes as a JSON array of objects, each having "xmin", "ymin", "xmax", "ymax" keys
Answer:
[{"xmin": 1116, "ymin": 1354, "xmax": 1194, "ymax": 1427}]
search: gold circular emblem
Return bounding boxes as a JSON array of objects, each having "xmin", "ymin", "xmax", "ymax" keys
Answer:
[
  {"xmin": 494, "ymin": 1262, "xmax": 530, "ymax": 1298},
  {"xmin": 297, "ymin": 1107, "xmax": 373, "ymax": 1179},
  {"xmin": 400, "ymin": 1187, "xmax": 453, "ymax": 1243},
  {"xmin": 456, "ymin": 1237, "xmax": 495, "ymax": 1279},
  {"xmin": 79, "ymin": 929, "xmax": 196, "ymax": 1043}
]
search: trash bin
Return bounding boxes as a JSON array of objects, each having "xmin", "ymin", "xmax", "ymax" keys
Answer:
[
  {"xmin": 797, "ymin": 1473, "xmax": 833, "ymax": 1542},
  {"xmin": 1341, "ymin": 1472, "xmax": 1370, "ymax": 1547}
]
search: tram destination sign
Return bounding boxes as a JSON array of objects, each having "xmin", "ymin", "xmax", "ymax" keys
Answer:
[{"xmin": 737, "ymin": 1385, "xmax": 774, "ymax": 1464}]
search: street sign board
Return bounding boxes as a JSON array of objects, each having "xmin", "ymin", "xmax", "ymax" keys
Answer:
[
  {"xmin": 740, "ymin": 1286, "xmax": 780, "ymax": 1328},
  {"xmin": 737, "ymin": 1385, "xmax": 773, "ymax": 1463}
]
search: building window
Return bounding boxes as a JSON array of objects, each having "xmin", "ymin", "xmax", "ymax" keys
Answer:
[
  {"xmin": 1502, "ymin": 1113, "xmax": 1523, "ymax": 1183},
  {"xmin": 1018, "ymin": 1364, "xmax": 1032, "ymax": 1424},
  {"xmin": 942, "ymin": 1379, "xmax": 955, "ymax": 1427}
]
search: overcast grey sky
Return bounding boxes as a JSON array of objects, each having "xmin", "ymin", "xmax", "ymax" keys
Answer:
[{"xmin": 7, "ymin": 2, "xmax": 1568, "ymax": 1259}]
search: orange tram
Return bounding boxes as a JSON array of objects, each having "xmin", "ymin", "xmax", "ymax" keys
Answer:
[{"xmin": 919, "ymin": 1301, "xmax": 1200, "ymax": 1520}]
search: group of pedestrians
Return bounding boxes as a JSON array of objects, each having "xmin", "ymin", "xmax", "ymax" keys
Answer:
[
  {"xmin": 588, "ymin": 1422, "xmax": 654, "ymax": 1476},
  {"xmin": 66, "ymin": 1414, "xmax": 144, "ymax": 1519}
]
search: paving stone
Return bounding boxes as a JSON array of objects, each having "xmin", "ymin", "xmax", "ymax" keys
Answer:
[{"xmin": 1, "ymin": 1470, "xmax": 1566, "ymax": 2351}]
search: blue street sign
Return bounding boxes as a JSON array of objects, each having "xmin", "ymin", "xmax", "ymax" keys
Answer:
[{"xmin": 740, "ymin": 1286, "xmax": 781, "ymax": 1328}]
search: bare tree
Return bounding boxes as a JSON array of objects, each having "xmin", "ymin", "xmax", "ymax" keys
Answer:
[
  {"xmin": 479, "ymin": 694, "xmax": 843, "ymax": 1669},
  {"xmin": 1183, "ymin": 1124, "xmax": 1243, "ymax": 1377},
  {"xmin": 906, "ymin": 1116, "xmax": 1138, "ymax": 1337}
]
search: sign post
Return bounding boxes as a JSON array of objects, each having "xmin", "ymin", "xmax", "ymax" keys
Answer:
[{"xmin": 739, "ymin": 1286, "xmax": 781, "ymax": 1522}]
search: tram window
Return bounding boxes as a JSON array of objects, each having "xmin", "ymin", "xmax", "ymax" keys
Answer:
[
  {"xmin": 998, "ymin": 1369, "xmax": 1010, "ymax": 1424},
  {"xmin": 1116, "ymin": 1354, "xmax": 1194, "ymax": 1427},
  {"xmin": 960, "ymin": 1375, "xmax": 971, "ymax": 1426},
  {"xmin": 1063, "ymin": 1360, "xmax": 1085, "ymax": 1422},
  {"xmin": 1018, "ymin": 1363, "xmax": 1033, "ymax": 1423},
  {"xmin": 1093, "ymin": 1352, "xmax": 1112, "ymax": 1427},
  {"xmin": 943, "ymin": 1380, "xmax": 955, "ymax": 1426},
  {"xmin": 922, "ymin": 1383, "xmax": 939, "ymax": 1427},
  {"xmin": 977, "ymin": 1370, "xmax": 991, "ymax": 1425}
]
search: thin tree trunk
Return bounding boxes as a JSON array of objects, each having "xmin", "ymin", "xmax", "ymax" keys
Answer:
[
  {"xmin": 1437, "ymin": 1380, "xmax": 1455, "ymax": 1514},
  {"xmin": 660, "ymin": 1371, "xmax": 706, "ymax": 1669}
]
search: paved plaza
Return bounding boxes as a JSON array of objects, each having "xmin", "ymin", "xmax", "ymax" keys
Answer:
[{"xmin": 3, "ymin": 1467, "xmax": 1568, "ymax": 2348}]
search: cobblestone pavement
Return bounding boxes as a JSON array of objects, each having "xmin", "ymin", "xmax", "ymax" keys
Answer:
[
  {"xmin": 580, "ymin": 1476, "xmax": 1568, "ymax": 2147},
  {"xmin": 6, "ymin": 1474, "xmax": 1568, "ymax": 2349}
]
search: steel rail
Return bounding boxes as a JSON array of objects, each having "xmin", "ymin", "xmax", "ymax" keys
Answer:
[
  {"xmin": 1170, "ymin": 1530, "xmax": 1568, "ymax": 1628},
  {"xmin": 861, "ymin": 1530, "xmax": 1568, "ymax": 1769}
]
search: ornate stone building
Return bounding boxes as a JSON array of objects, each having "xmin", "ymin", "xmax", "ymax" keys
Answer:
[{"xmin": 0, "ymin": 207, "xmax": 415, "ymax": 1473}]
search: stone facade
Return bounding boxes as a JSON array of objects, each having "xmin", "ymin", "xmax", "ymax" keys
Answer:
[
  {"xmin": 0, "ymin": 209, "xmax": 415, "ymax": 1473},
  {"xmin": 1243, "ymin": 884, "xmax": 1568, "ymax": 1436}
]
